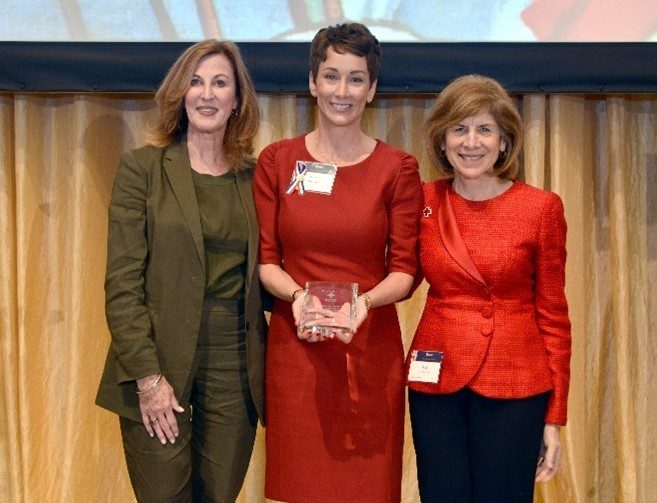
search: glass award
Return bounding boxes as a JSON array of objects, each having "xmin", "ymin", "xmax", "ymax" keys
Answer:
[{"xmin": 299, "ymin": 281, "xmax": 358, "ymax": 336}]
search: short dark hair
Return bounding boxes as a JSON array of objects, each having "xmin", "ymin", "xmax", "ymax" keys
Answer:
[
  {"xmin": 425, "ymin": 74, "xmax": 522, "ymax": 180},
  {"xmin": 309, "ymin": 23, "xmax": 381, "ymax": 86}
]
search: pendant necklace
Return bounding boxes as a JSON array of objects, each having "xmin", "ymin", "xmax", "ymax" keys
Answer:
[{"xmin": 315, "ymin": 133, "xmax": 362, "ymax": 166}]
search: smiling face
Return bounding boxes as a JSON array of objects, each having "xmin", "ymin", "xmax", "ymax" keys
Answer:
[
  {"xmin": 184, "ymin": 52, "xmax": 238, "ymax": 137},
  {"xmin": 309, "ymin": 47, "xmax": 376, "ymax": 129},
  {"xmin": 442, "ymin": 111, "xmax": 507, "ymax": 181}
]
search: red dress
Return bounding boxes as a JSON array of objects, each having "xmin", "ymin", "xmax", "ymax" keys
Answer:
[{"xmin": 253, "ymin": 135, "xmax": 421, "ymax": 502}]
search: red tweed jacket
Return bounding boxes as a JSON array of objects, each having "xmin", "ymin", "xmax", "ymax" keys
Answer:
[{"xmin": 407, "ymin": 179, "xmax": 571, "ymax": 425}]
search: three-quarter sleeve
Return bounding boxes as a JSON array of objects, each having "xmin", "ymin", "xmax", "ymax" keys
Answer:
[
  {"xmin": 104, "ymin": 151, "xmax": 160, "ymax": 383},
  {"xmin": 253, "ymin": 142, "xmax": 283, "ymax": 266},
  {"xmin": 385, "ymin": 151, "xmax": 422, "ymax": 276},
  {"xmin": 535, "ymin": 192, "xmax": 572, "ymax": 425}
]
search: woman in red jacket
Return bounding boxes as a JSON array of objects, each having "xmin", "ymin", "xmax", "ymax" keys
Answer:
[{"xmin": 408, "ymin": 74, "xmax": 571, "ymax": 502}]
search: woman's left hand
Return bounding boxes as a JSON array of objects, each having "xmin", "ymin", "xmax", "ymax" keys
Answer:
[
  {"xmin": 535, "ymin": 423, "xmax": 562, "ymax": 483},
  {"xmin": 325, "ymin": 296, "xmax": 368, "ymax": 344},
  {"xmin": 354, "ymin": 295, "xmax": 369, "ymax": 329}
]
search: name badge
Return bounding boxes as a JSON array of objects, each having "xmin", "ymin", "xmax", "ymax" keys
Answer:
[
  {"xmin": 408, "ymin": 350, "xmax": 443, "ymax": 383},
  {"xmin": 286, "ymin": 161, "xmax": 337, "ymax": 196}
]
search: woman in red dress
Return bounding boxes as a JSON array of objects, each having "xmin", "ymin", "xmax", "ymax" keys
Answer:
[
  {"xmin": 408, "ymin": 75, "xmax": 571, "ymax": 502},
  {"xmin": 253, "ymin": 23, "xmax": 421, "ymax": 502}
]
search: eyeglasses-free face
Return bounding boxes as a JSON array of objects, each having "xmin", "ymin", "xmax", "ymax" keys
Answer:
[{"xmin": 441, "ymin": 111, "xmax": 507, "ymax": 181}]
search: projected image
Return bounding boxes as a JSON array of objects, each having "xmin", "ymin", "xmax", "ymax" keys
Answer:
[{"xmin": 2, "ymin": 0, "xmax": 656, "ymax": 42}]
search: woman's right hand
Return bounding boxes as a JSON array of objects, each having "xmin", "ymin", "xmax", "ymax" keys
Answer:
[
  {"xmin": 293, "ymin": 294, "xmax": 332, "ymax": 343},
  {"xmin": 137, "ymin": 374, "xmax": 185, "ymax": 445},
  {"xmin": 291, "ymin": 292, "xmax": 305, "ymax": 327}
]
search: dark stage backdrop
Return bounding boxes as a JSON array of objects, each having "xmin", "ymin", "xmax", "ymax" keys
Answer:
[{"xmin": 1, "ymin": 42, "xmax": 656, "ymax": 94}]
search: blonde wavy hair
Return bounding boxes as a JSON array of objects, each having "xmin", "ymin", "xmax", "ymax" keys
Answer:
[{"xmin": 425, "ymin": 74, "xmax": 522, "ymax": 180}]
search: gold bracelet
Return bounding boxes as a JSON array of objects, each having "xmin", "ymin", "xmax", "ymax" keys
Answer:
[
  {"xmin": 136, "ymin": 373, "xmax": 162, "ymax": 395},
  {"xmin": 360, "ymin": 294, "xmax": 372, "ymax": 311},
  {"xmin": 291, "ymin": 288, "xmax": 304, "ymax": 303}
]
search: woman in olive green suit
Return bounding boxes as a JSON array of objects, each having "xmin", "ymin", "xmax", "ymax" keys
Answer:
[{"xmin": 95, "ymin": 39, "xmax": 266, "ymax": 502}]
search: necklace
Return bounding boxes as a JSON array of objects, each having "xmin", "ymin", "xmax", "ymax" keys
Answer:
[
  {"xmin": 190, "ymin": 152, "xmax": 230, "ymax": 176},
  {"xmin": 315, "ymin": 133, "xmax": 362, "ymax": 165}
]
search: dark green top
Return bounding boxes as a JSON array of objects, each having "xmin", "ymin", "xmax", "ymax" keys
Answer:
[{"xmin": 191, "ymin": 169, "xmax": 248, "ymax": 299}]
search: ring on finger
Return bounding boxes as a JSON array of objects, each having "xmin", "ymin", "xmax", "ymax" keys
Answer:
[{"xmin": 151, "ymin": 418, "xmax": 159, "ymax": 423}]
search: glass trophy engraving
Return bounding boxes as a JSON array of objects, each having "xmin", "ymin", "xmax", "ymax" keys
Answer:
[{"xmin": 299, "ymin": 281, "xmax": 358, "ymax": 337}]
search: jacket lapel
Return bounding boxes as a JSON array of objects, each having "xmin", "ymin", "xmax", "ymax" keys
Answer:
[
  {"xmin": 162, "ymin": 141, "xmax": 205, "ymax": 266},
  {"xmin": 235, "ymin": 167, "xmax": 257, "ymax": 295},
  {"xmin": 436, "ymin": 181, "xmax": 488, "ymax": 287}
]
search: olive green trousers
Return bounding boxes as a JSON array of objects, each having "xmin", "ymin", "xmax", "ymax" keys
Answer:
[{"xmin": 120, "ymin": 299, "xmax": 257, "ymax": 503}]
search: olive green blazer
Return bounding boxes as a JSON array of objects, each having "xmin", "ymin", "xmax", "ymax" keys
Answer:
[{"xmin": 95, "ymin": 140, "xmax": 266, "ymax": 423}]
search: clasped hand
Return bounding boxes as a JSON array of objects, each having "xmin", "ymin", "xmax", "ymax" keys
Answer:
[{"xmin": 291, "ymin": 294, "xmax": 367, "ymax": 344}]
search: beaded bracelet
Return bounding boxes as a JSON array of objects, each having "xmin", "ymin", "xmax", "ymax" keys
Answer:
[
  {"xmin": 136, "ymin": 373, "xmax": 162, "ymax": 395},
  {"xmin": 291, "ymin": 288, "xmax": 305, "ymax": 303},
  {"xmin": 360, "ymin": 293, "xmax": 372, "ymax": 311}
]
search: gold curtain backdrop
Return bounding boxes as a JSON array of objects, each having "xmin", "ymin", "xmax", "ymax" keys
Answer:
[{"xmin": 0, "ymin": 92, "xmax": 655, "ymax": 502}]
